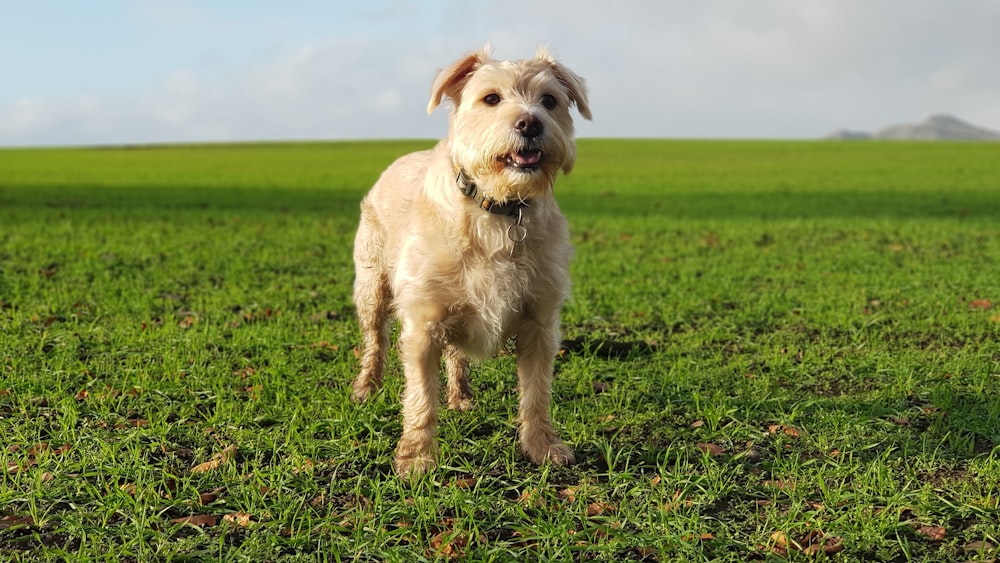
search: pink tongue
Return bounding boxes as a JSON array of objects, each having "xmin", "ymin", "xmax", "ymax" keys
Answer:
[{"xmin": 515, "ymin": 150, "xmax": 541, "ymax": 166}]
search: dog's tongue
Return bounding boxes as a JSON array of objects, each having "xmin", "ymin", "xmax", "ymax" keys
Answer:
[{"xmin": 514, "ymin": 150, "xmax": 542, "ymax": 167}]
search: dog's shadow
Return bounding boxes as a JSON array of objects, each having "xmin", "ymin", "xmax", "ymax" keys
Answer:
[{"xmin": 559, "ymin": 335, "xmax": 658, "ymax": 360}]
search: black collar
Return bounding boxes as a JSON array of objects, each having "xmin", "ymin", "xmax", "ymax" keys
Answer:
[{"xmin": 456, "ymin": 168, "xmax": 530, "ymax": 216}]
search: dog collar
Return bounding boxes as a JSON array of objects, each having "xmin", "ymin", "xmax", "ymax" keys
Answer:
[{"xmin": 456, "ymin": 168, "xmax": 531, "ymax": 216}]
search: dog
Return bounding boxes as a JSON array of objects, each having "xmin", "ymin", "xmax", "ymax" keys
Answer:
[{"xmin": 351, "ymin": 46, "xmax": 591, "ymax": 476}]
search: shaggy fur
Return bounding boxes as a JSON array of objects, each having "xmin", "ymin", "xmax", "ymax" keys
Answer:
[{"xmin": 351, "ymin": 46, "xmax": 591, "ymax": 476}]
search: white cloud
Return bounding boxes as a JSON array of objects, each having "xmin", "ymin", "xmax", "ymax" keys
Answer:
[{"xmin": 2, "ymin": 0, "xmax": 1000, "ymax": 146}]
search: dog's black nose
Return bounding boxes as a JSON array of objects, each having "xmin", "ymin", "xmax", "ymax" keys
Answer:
[{"xmin": 514, "ymin": 114, "xmax": 543, "ymax": 139}]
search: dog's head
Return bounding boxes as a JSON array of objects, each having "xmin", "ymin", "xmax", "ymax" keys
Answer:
[{"xmin": 428, "ymin": 46, "xmax": 591, "ymax": 203}]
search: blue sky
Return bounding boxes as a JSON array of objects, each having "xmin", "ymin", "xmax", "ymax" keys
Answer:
[{"xmin": 3, "ymin": 0, "xmax": 999, "ymax": 146}]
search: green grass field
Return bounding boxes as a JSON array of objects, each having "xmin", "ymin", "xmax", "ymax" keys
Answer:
[{"xmin": 1, "ymin": 139, "xmax": 998, "ymax": 561}]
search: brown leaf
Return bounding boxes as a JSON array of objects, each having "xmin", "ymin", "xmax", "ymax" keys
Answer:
[
  {"xmin": 518, "ymin": 488, "xmax": 543, "ymax": 508},
  {"xmin": 637, "ymin": 547, "xmax": 658, "ymax": 558},
  {"xmin": 768, "ymin": 424, "xmax": 801, "ymax": 437},
  {"xmin": 0, "ymin": 515, "xmax": 35, "ymax": 530},
  {"xmin": 916, "ymin": 526, "xmax": 947, "ymax": 541},
  {"xmin": 803, "ymin": 535, "xmax": 844, "ymax": 556},
  {"xmin": 6, "ymin": 459, "xmax": 36, "ymax": 474},
  {"xmin": 170, "ymin": 514, "xmax": 218, "ymax": 527},
  {"xmin": 51, "ymin": 443, "xmax": 71, "ymax": 455},
  {"xmin": 191, "ymin": 444, "xmax": 237, "ymax": 474},
  {"xmin": 429, "ymin": 531, "xmax": 470, "ymax": 559},
  {"xmin": 586, "ymin": 501, "xmax": 616, "ymax": 517},
  {"xmin": 769, "ymin": 530, "xmax": 845, "ymax": 555},
  {"xmin": 199, "ymin": 487, "xmax": 226, "ymax": 505},
  {"xmin": 451, "ymin": 477, "xmax": 477, "ymax": 489},
  {"xmin": 223, "ymin": 511, "xmax": 252, "ymax": 527},
  {"xmin": 970, "ymin": 299, "xmax": 993, "ymax": 310},
  {"xmin": 690, "ymin": 420, "xmax": 705, "ymax": 428},
  {"xmin": 695, "ymin": 442, "xmax": 725, "ymax": 456},
  {"xmin": 800, "ymin": 530, "xmax": 824, "ymax": 546},
  {"xmin": 771, "ymin": 530, "xmax": 795, "ymax": 548},
  {"xmin": 964, "ymin": 540, "xmax": 996, "ymax": 553},
  {"xmin": 558, "ymin": 487, "xmax": 578, "ymax": 502}
]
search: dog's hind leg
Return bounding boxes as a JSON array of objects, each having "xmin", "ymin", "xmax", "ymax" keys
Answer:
[
  {"xmin": 444, "ymin": 344, "xmax": 473, "ymax": 411},
  {"xmin": 351, "ymin": 269, "xmax": 391, "ymax": 402},
  {"xmin": 514, "ymin": 314, "xmax": 575, "ymax": 466},
  {"xmin": 351, "ymin": 220, "xmax": 392, "ymax": 402}
]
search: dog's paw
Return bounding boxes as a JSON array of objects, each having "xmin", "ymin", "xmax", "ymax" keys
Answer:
[
  {"xmin": 350, "ymin": 379, "xmax": 378, "ymax": 403},
  {"xmin": 546, "ymin": 442, "xmax": 576, "ymax": 466},
  {"xmin": 394, "ymin": 452, "xmax": 437, "ymax": 478},
  {"xmin": 447, "ymin": 396, "xmax": 473, "ymax": 412},
  {"xmin": 521, "ymin": 438, "xmax": 575, "ymax": 466}
]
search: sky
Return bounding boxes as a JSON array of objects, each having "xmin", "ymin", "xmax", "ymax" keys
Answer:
[{"xmin": 2, "ymin": 0, "xmax": 999, "ymax": 147}]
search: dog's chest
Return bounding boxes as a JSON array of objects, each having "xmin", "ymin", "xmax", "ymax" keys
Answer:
[{"xmin": 446, "ymin": 252, "xmax": 534, "ymax": 355}]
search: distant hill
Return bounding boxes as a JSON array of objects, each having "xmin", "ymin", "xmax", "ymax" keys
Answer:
[
  {"xmin": 826, "ymin": 114, "xmax": 1000, "ymax": 141},
  {"xmin": 825, "ymin": 129, "xmax": 873, "ymax": 140}
]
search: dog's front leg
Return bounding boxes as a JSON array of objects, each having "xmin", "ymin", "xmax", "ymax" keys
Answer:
[
  {"xmin": 515, "ymin": 315, "xmax": 575, "ymax": 466},
  {"xmin": 394, "ymin": 315, "xmax": 445, "ymax": 476}
]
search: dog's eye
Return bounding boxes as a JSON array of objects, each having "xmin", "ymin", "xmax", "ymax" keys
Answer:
[
  {"xmin": 540, "ymin": 94, "xmax": 557, "ymax": 110},
  {"xmin": 483, "ymin": 93, "xmax": 501, "ymax": 106}
]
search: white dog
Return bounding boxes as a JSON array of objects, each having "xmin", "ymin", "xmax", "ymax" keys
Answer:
[{"xmin": 351, "ymin": 46, "xmax": 591, "ymax": 476}]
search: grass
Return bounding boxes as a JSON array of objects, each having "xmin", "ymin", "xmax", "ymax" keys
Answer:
[{"xmin": 1, "ymin": 139, "xmax": 999, "ymax": 561}]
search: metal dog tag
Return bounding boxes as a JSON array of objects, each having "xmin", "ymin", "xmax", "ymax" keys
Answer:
[{"xmin": 506, "ymin": 222, "xmax": 527, "ymax": 243}]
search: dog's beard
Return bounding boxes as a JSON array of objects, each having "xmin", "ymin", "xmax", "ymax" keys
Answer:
[{"xmin": 452, "ymin": 132, "xmax": 573, "ymax": 203}]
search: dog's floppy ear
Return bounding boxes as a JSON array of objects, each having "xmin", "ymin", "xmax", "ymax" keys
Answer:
[
  {"xmin": 536, "ymin": 46, "xmax": 592, "ymax": 121},
  {"xmin": 427, "ymin": 46, "xmax": 491, "ymax": 114}
]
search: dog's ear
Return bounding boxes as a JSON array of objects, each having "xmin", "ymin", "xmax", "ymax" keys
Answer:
[
  {"xmin": 536, "ymin": 46, "xmax": 592, "ymax": 121},
  {"xmin": 427, "ymin": 46, "xmax": 491, "ymax": 114}
]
